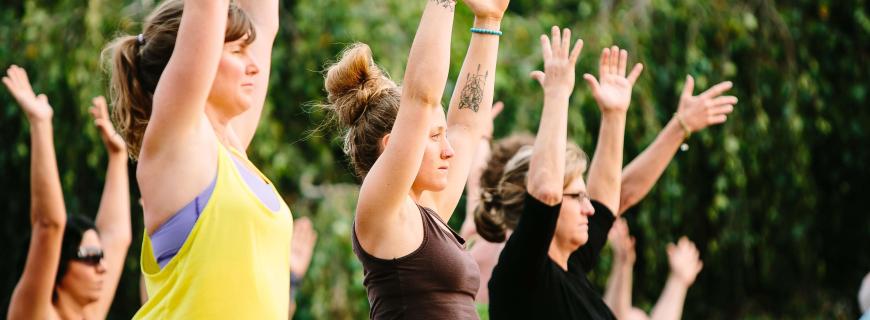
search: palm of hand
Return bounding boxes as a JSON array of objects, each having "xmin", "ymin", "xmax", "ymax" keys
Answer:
[
  {"xmin": 90, "ymin": 96, "xmax": 127, "ymax": 155},
  {"xmin": 463, "ymin": 0, "xmax": 509, "ymax": 19},
  {"xmin": 594, "ymin": 75, "xmax": 633, "ymax": 112},
  {"xmin": 3, "ymin": 66, "xmax": 53, "ymax": 121},
  {"xmin": 667, "ymin": 238, "xmax": 702, "ymax": 285}
]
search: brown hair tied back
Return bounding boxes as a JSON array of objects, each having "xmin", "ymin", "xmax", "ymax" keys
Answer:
[
  {"xmin": 474, "ymin": 143, "xmax": 589, "ymax": 243},
  {"xmin": 323, "ymin": 43, "xmax": 401, "ymax": 179},
  {"xmin": 102, "ymin": 0, "xmax": 255, "ymax": 160}
]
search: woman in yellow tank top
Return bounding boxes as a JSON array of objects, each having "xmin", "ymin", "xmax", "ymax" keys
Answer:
[{"xmin": 103, "ymin": 0, "xmax": 292, "ymax": 318}]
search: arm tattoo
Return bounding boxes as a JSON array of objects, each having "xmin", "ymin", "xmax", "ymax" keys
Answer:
[
  {"xmin": 458, "ymin": 64, "xmax": 488, "ymax": 112},
  {"xmin": 432, "ymin": 0, "xmax": 456, "ymax": 11}
]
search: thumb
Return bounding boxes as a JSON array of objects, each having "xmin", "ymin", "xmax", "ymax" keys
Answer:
[
  {"xmin": 529, "ymin": 71, "xmax": 546, "ymax": 86},
  {"xmin": 37, "ymin": 94, "xmax": 48, "ymax": 104},
  {"xmin": 681, "ymin": 75, "xmax": 694, "ymax": 98},
  {"xmin": 583, "ymin": 74, "xmax": 600, "ymax": 95},
  {"xmin": 491, "ymin": 101, "xmax": 505, "ymax": 118}
]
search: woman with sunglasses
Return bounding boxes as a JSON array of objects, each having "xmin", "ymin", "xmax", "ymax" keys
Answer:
[{"xmin": 4, "ymin": 65, "xmax": 132, "ymax": 320}]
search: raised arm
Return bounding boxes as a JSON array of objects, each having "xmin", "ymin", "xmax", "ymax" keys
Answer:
[
  {"xmin": 231, "ymin": 0, "xmax": 279, "ymax": 151},
  {"xmin": 427, "ymin": 0, "xmax": 509, "ymax": 218},
  {"xmin": 618, "ymin": 76, "xmax": 736, "ymax": 214},
  {"xmin": 87, "ymin": 96, "xmax": 132, "ymax": 319},
  {"xmin": 460, "ymin": 101, "xmax": 503, "ymax": 239},
  {"xmin": 4, "ymin": 65, "xmax": 67, "ymax": 319},
  {"xmin": 527, "ymin": 27, "xmax": 583, "ymax": 205},
  {"xmin": 356, "ymin": 0, "xmax": 456, "ymax": 225},
  {"xmin": 603, "ymin": 218, "xmax": 635, "ymax": 319},
  {"xmin": 584, "ymin": 46, "xmax": 643, "ymax": 215},
  {"xmin": 650, "ymin": 237, "xmax": 703, "ymax": 320},
  {"xmin": 142, "ymin": 0, "xmax": 230, "ymax": 155}
]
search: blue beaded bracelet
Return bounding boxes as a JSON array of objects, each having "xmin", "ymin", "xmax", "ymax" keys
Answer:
[{"xmin": 470, "ymin": 27, "xmax": 503, "ymax": 36}]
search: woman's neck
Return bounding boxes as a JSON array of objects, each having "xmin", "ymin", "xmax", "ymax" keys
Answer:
[
  {"xmin": 54, "ymin": 289, "xmax": 86, "ymax": 319},
  {"xmin": 548, "ymin": 240, "xmax": 574, "ymax": 271},
  {"xmin": 205, "ymin": 107, "xmax": 236, "ymax": 149}
]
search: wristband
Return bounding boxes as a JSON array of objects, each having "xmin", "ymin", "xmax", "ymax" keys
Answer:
[
  {"xmin": 470, "ymin": 27, "xmax": 503, "ymax": 36},
  {"xmin": 674, "ymin": 112, "xmax": 691, "ymax": 151}
]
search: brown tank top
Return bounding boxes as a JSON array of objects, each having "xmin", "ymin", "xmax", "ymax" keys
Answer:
[{"xmin": 352, "ymin": 204, "xmax": 480, "ymax": 320}]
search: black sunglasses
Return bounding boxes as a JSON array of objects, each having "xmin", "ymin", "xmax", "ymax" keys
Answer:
[{"xmin": 73, "ymin": 247, "xmax": 104, "ymax": 266}]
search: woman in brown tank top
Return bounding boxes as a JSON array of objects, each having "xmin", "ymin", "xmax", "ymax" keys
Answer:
[{"xmin": 319, "ymin": 0, "xmax": 508, "ymax": 318}]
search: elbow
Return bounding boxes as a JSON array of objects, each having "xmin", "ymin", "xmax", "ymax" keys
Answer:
[
  {"xmin": 405, "ymin": 87, "xmax": 443, "ymax": 108},
  {"xmin": 528, "ymin": 184, "xmax": 563, "ymax": 206},
  {"xmin": 32, "ymin": 213, "xmax": 66, "ymax": 231},
  {"xmin": 619, "ymin": 190, "xmax": 640, "ymax": 214}
]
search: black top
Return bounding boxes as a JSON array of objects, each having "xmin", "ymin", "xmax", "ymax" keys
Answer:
[
  {"xmin": 352, "ymin": 205, "xmax": 480, "ymax": 320},
  {"xmin": 488, "ymin": 193, "xmax": 617, "ymax": 320}
]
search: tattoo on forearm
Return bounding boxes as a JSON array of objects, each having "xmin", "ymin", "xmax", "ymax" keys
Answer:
[
  {"xmin": 459, "ymin": 64, "xmax": 488, "ymax": 112},
  {"xmin": 432, "ymin": 0, "xmax": 456, "ymax": 11}
]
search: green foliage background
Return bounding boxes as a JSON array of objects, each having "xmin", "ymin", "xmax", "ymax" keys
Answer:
[{"xmin": 2, "ymin": 0, "xmax": 869, "ymax": 318}]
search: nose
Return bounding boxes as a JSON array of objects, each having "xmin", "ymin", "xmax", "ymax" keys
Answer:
[
  {"xmin": 95, "ymin": 260, "xmax": 107, "ymax": 274},
  {"xmin": 441, "ymin": 135, "xmax": 454, "ymax": 160},
  {"xmin": 246, "ymin": 53, "xmax": 260, "ymax": 76},
  {"xmin": 582, "ymin": 198, "xmax": 595, "ymax": 217}
]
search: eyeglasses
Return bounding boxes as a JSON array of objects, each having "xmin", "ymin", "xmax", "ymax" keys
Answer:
[{"xmin": 73, "ymin": 247, "xmax": 104, "ymax": 266}]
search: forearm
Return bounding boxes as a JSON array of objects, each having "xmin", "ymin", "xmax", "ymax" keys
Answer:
[
  {"xmin": 447, "ymin": 17, "xmax": 502, "ymax": 133},
  {"xmin": 236, "ymin": 0, "xmax": 279, "ymax": 37},
  {"xmin": 618, "ymin": 262, "xmax": 634, "ymax": 318},
  {"xmin": 603, "ymin": 258, "xmax": 623, "ymax": 312},
  {"xmin": 528, "ymin": 91, "xmax": 570, "ymax": 204},
  {"xmin": 619, "ymin": 118, "xmax": 684, "ymax": 214},
  {"xmin": 587, "ymin": 113, "xmax": 626, "ymax": 214},
  {"xmin": 95, "ymin": 154, "xmax": 132, "ymax": 245},
  {"xmin": 402, "ymin": 0, "xmax": 456, "ymax": 105},
  {"xmin": 29, "ymin": 120, "xmax": 66, "ymax": 228},
  {"xmin": 231, "ymin": 0, "xmax": 279, "ymax": 151},
  {"xmin": 650, "ymin": 276, "xmax": 690, "ymax": 320}
]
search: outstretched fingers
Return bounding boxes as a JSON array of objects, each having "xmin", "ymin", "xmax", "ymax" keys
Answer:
[
  {"xmin": 569, "ymin": 39, "xmax": 584, "ymax": 65},
  {"xmin": 551, "ymin": 26, "xmax": 562, "ymax": 56},
  {"xmin": 561, "ymin": 27, "xmax": 571, "ymax": 58},
  {"xmin": 626, "ymin": 63, "xmax": 643, "ymax": 86},
  {"xmin": 617, "ymin": 49, "xmax": 627, "ymax": 78},
  {"xmin": 681, "ymin": 75, "xmax": 695, "ymax": 97},
  {"xmin": 540, "ymin": 34, "xmax": 552, "ymax": 61},
  {"xmin": 700, "ymin": 80, "xmax": 733, "ymax": 99}
]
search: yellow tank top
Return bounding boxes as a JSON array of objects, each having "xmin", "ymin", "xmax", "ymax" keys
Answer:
[{"xmin": 135, "ymin": 144, "xmax": 293, "ymax": 319}]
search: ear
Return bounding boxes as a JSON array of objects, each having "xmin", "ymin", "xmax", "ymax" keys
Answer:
[{"xmin": 379, "ymin": 133, "xmax": 391, "ymax": 152}]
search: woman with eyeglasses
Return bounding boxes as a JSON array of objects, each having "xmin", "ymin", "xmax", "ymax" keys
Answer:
[
  {"xmin": 4, "ymin": 65, "xmax": 132, "ymax": 320},
  {"xmin": 483, "ymin": 26, "xmax": 644, "ymax": 319}
]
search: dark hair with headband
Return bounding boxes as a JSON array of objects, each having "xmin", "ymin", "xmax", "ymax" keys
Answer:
[{"xmin": 102, "ymin": 0, "xmax": 256, "ymax": 160}]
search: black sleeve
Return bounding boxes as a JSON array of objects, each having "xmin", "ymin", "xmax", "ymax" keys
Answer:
[
  {"xmin": 489, "ymin": 193, "xmax": 560, "ymax": 296},
  {"xmin": 568, "ymin": 199, "xmax": 616, "ymax": 274}
]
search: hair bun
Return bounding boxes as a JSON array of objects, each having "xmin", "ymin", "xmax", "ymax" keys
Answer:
[{"xmin": 324, "ymin": 43, "xmax": 390, "ymax": 127}]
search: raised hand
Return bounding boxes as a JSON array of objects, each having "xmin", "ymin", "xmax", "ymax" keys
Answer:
[
  {"xmin": 608, "ymin": 218, "xmax": 636, "ymax": 265},
  {"xmin": 89, "ymin": 96, "xmax": 127, "ymax": 157},
  {"xmin": 530, "ymin": 26, "xmax": 584, "ymax": 97},
  {"xmin": 667, "ymin": 237, "xmax": 703, "ymax": 286},
  {"xmin": 462, "ymin": 0, "xmax": 510, "ymax": 21},
  {"xmin": 2, "ymin": 65, "xmax": 53, "ymax": 122},
  {"xmin": 290, "ymin": 217, "xmax": 318, "ymax": 278},
  {"xmin": 583, "ymin": 46, "xmax": 643, "ymax": 114},
  {"xmin": 676, "ymin": 76, "xmax": 737, "ymax": 132}
]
